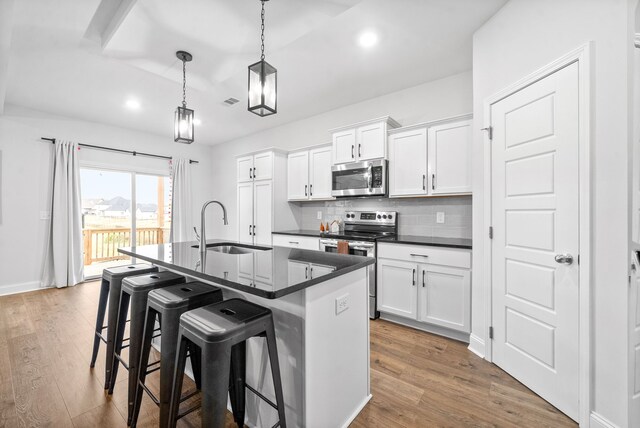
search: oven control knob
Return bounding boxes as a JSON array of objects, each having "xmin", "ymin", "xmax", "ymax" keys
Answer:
[
  {"xmin": 382, "ymin": 214, "xmax": 388, "ymax": 219},
  {"xmin": 388, "ymin": 214, "xmax": 393, "ymax": 220},
  {"xmin": 377, "ymin": 214, "xmax": 381, "ymax": 219}
]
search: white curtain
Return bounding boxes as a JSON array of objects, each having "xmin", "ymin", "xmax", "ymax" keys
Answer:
[
  {"xmin": 170, "ymin": 158, "xmax": 192, "ymax": 242},
  {"xmin": 42, "ymin": 140, "xmax": 84, "ymax": 288}
]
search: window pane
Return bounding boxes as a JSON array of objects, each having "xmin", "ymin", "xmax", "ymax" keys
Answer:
[{"xmin": 135, "ymin": 174, "xmax": 171, "ymax": 245}]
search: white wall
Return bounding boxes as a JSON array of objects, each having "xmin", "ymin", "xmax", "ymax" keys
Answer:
[
  {"xmin": 472, "ymin": 0, "xmax": 633, "ymax": 426},
  {"xmin": 210, "ymin": 71, "xmax": 473, "ymax": 241},
  {"xmin": 0, "ymin": 104, "xmax": 215, "ymax": 293}
]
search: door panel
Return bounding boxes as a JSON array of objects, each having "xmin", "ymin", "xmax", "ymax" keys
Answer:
[
  {"xmin": 389, "ymin": 128, "xmax": 428, "ymax": 196},
  {"xmin": 253, "ymin": 180, "xmax": 272, "ymax": 246},
  {"xmin": 288, "ymin": 151, "xmax": 309, "ymax": 200},
  {"xmin": 418, "ymin": 266, "xmax": 470, "ymax": 333},
  {"xmin": 491, "ymin": 62, "xmax": 579, "ymax": 420},
  {"xmin": 428, "ymin": 119, "xmax": 472, "ymax": 194},
  {"xmin": 309, "ymin": 147, "xmax": 333, "ymax": 200},
  {"xmin": 237, "ymin": 183, "xmax": 253, "ymax": 244},
  {"xmin": 237, "ymin": 156, "xmax": 254, "ymax": 183},
  {"xmin": 332, "ymin": 130, "xmax": 356, "ymax": 164},
  {"xmin": 377, "ymin": 259, "xmax": 417, "ymax": 319},
  {"xmin": 252, "ymin": 152, "xmax": 273, "ymax": 181},
  {"xmin": 357, "ymin": 122, "xmax": 385, "ymax": 161}
]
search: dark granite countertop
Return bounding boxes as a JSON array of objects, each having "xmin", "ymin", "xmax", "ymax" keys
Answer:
[
  {"xmin": 273, "ymin": 230, "xmax": 329, "ymax": 238},
  {"xmin": 119, "ymin": 239, "xmax": 374, "ymax": 299},
  {"xmin": 378, "ymin": 235, "xmax": 472, "ymax": 249}
]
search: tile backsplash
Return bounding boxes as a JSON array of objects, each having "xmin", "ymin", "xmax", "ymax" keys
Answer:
[{"xmin": 298, "ymin": 196, "xmax": 472, "ymax": 239}]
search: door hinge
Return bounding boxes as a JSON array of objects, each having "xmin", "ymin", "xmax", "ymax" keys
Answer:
[
  {"xmin": 489, "ymin": 226, "xmax": 493, "ymax": 239},
  {"xmin": 481, "ymin": 126, "xmax": 493, "ymax": 140},
  {"xmin": 489, "ymin": 326, "xmax": 494, "ymax": 340}
]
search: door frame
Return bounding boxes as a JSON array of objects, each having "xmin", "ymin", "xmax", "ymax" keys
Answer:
[{"xmin": 482, "ymin": 42, "xmax": 593, "ymax": 426}]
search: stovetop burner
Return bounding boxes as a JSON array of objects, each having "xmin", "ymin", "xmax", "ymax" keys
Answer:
[{"xmin": 321, "ymin": 211, "xmax": 398, "ymax": 242}]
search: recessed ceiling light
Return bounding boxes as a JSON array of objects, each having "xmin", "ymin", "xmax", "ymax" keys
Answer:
[
  {"xmin": 358, "ymin": 31, "xmax": 378, "ymax": 48},
  {"xmin": 125, "ymin": 98, "xmax": 140, "ymax": 110},
  {"xmin": 193, "ymin": 118, "xmax": 202, "ymax": 126}
]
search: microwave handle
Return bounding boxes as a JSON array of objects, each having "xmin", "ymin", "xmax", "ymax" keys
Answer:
[{"xmin": 368, "ymin": 165, "xmax": 373, "ymax": 189}]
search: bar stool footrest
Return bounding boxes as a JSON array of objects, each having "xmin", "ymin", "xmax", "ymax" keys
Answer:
[{"xmin": 246, "ymin": 383, "xmax": 278, "ymax": 411}]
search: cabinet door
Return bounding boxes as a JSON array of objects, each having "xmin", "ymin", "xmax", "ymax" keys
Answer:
[
  {"xmin": 377, "ymin": 259, "xmax": 418, "ymax": 319},
  {"xmin": 253, "ymin": 180, "xmax": 272, "ymax": 246},
  {"xmin": 254, "ymin": 250, "xmax": 272, "ymax": 284},
  {"xmin": 237, "ymin": 156, "xmax": 254, "ymax": 183},
  {"xmin": 287, "ymin": 151, "xmax": 309, "ymax": 200},
  {"xmin": 309, "ymin": 263, "xmax": 335, "ymax": 279},
  {"xmin": 389, "ymin": 128, "xmax": 428, "ymax": 197},
  {"xmin": 428, "ymin": 119, "xmax": 472, "ymax": 194},
  {"xmin": 418, "ymin": 265, "xmax": 470, "ymax": 333},
  {"xmin": 332, "ymin": 129, "xmax": 356, "ymax": 164},
  {"xmin": 238, "ymin": 253, "xmax": 255, "ymax": 279},
  {"xmin": 288, "ymin": 261, "xmax": 310, "ymax": 286},
  {"xmin": 309, "ymin": 146, "xmax": 333, "ymax": 200},
  {"xmin": 237, "ymin": 183, "xmax": 254, "ymax": 244},
  {"xmin": 357, "ymin": 122, "xmax": 386, "ymax": 161},
  {"xmin": 252, "ymin": 152, "xmax": 273, "ymax": 181}
]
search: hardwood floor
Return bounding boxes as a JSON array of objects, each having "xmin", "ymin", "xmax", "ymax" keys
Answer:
[{"xmin": 0, "ymin": 280, "xmax": 577, "ymax": 428}]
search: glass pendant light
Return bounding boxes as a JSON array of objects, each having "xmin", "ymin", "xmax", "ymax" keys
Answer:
[
  {"xmin": 174, "ymin": 50, "xmax": 195, "ymax": 143},
  {"xmin": 248, "ymin": 0, "xmax": 277, "ymax": 116}
]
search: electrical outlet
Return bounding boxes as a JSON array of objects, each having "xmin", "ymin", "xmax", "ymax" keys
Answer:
[
  {"xmin": 436, "ymin": 212, "xmax": 445, "ymax": 224},
  {"xmin": 317, "ymin": 211, "xmax": 323, "ymax": 220},
  {"xmin": 40, "ymin": 211, "xmax": 51, "ymax": 220},
  {"xmin": 335, "ymin": 293, "xmax": 349, "ymax": 315}
]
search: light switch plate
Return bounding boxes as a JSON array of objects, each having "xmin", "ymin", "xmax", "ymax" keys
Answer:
[
  {"xmin": 436, "ymin": 212, "xmax": 445, "ymax": 224},
  {"xmin": 335, "ymin": 293, "xmax": 349, "ymax": 315},
  {"xmin": 317, "ymin": 211, "xmax": 323, "ymax": 220}
]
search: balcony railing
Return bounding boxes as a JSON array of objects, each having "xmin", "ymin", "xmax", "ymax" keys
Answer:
[{"xmin": 82, "ymin": 227, "xmax": 168, "ymax": 265}]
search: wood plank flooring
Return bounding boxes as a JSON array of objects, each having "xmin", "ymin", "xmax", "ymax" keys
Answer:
[{"xmin": 0, "ymin": 280, "xmax": 577, "ymax": 427}]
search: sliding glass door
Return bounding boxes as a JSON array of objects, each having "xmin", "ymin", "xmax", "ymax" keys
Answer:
[{"xmin": 80, "ymin": 168, "xmax": 171, "ymax": 278}]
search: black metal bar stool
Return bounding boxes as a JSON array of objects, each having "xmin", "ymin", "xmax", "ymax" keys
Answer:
[
  {"xmin": 168, "ymin": 298, "xmax": 287, "ymax": 428},
  {"xmin": 131, "ymin": 281, "xmax": 224, "ymax": 428},
  {"xmin": 89, "ymin": 263, "xmax": 158, "ymax": 390},
  {"xmin": 109, "ymin": 270, "xmax": 186, "ymax": 424}
]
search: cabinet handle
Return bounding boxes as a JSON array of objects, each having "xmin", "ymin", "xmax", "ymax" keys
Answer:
[
  {"xmin": 310, "ymin": 266, "xmax": 314, "ymax": 278},
  {"xmin": 422, "ymin": 174, "xmax": 426, "ymax": 190},
  {"xmin": 252, "ymin": 225, "xmax": 256, "ymax": 236},
  {"xmin": 412, "ymin": 268, "xmax": 416, "ymax": 286},
  {"xmin": 351, "ymin": 145, "xmax": 355, "ymax": 159},
  {"xmin": 432, "ymin": 174, "xmax": 435, "ymax": 190},
  {"xmin": 304, "ymin": 184, "xmax": 308, "ymax": 197},
  {"xmin": 249, "ymin": 167, "xmax": 252, "ymax": 179},
  {"xmin": 422, "ymin": 270, "xmax": 426, "ymax": 288},
  {"xmin": 249, "ymin": 225, "xmax": 252, "ymax": 236},
  {"xmin": 305, "ymin": 266, "xmax": 308, "ymax": 279},
  {"xmin": 410, "ymin": 253, "xmax": 429, "ymax": 258},
  {"xmin": 310, "ymin": 184, "xmax": 313, "ymax": 196},
  {"xmin": 358, "ymin": 144, "xmax": 361, "ymax": 158},
  {"xmin": 288, "ymin": 241, "xmax": 299, "ymax": 245}
]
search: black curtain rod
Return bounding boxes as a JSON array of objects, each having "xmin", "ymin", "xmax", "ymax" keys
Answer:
[{"xmin": 40, "ymin": 137, "xmax": 199, "ymax": 164}]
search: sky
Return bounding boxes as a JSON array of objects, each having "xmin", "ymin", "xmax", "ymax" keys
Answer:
[{"xmin": 80, "ymin": 168, "xmax": 170, "ymax": 204}]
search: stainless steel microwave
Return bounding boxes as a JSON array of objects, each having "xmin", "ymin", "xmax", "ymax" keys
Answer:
[{"xmin": 331, "ymin": 159, "xmax": 387, "ymax": 197}]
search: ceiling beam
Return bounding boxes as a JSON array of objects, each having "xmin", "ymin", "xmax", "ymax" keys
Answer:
[
  {"xmin": 0, "ymin": 0, "xmax": 15, "ymax": 115},
  {"xmin": 83, "ymin": 0, "xmax": 137, "ymax": 49}
]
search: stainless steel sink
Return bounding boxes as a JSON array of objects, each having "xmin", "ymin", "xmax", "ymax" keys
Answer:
[{"xmin": 191, "ymin": 242, "xmax": 271, "ymax": 254}]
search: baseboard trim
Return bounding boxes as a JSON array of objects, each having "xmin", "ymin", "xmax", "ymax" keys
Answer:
[
  {"xmin": 341, "ymin": 394, "xmax": 372, "ymax": 428},
  {"xmin": 468, "ymin": 333, "xmax": 486, "ymax": 358},
  {"xmin": 379, "ymin": 312, "xmax": 470, "ymax": 343},
  {"xmin": 590, "ymin": 411, "xmax": 619, "ymax": 428},
  {"xmin": 0, "ymin": 281, "xmax": 42, "ymax": 296}
]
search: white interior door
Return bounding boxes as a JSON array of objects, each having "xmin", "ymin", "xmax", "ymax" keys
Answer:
[
  {"xmin": 253, "ymin": 180, "xmax": 272, "ymax": 246},
  {"xmin": 389, "ymin": 128, "xmax": 428, "ymax": 196},
  {"xmin": 237, "ymin": 182, "xmax": 253, "ymax": 244},
  {"xmin": 309, "ymin": 147, "xmax": 333, "ymax": 200},
  {"xmin": 491, "ymin": 62, "xmax": 579, "ymax": 420}
]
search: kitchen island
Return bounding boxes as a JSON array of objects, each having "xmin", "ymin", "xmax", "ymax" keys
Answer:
[{"xmin": 119, "ymin": 239, "xmax": 374, "ymax": 428}]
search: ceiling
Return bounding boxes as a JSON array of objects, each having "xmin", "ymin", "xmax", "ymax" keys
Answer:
[{"xmin": 2, "ymin": 0, "xmax": 506, "ymax": 145}]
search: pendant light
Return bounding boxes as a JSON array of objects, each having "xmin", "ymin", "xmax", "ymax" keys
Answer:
[
  {"xmin": 174, "ymin": 50, "xmax": 195, "ymax": 144},
  {"xmin": 248, "ymin": 0, "xmax": 277, "ymax": 116}
]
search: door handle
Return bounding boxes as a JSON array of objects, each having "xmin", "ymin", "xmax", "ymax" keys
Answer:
[
  {"xmin": 358, "ymin": 144, "xmax": 362, "ymax": 158},
  {"xmin": 412, "ymin": 268, "xmax": 416, "ymax": 286},
  {"xmin": 554, "ymin": 254, "xmax": 574, "ymax": 265},
  {"xmin": 432, "ymin": 174, "xmax": 435, "ymax": 190},
  {"xmin": 422, "ymin": 174, "xmax": 426, "ymax": 190},
  {"xmin": 422, "ymin": 270, "xmax": 426, "ymax": 287},
  {"xmin": 305, "ymin": 184, "xmax": 308, "ymax": 197}
]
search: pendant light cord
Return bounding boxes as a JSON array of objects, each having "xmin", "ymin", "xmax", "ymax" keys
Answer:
[
  {"xmin": 182, "ymin": 58, "xmax": 187, "ymax": 107},
  {"xmin": 260, "ymin": 0, "xmax": 265, "ymax": 60}
]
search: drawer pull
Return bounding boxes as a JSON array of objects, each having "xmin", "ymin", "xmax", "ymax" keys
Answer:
[
  {"xmin": 410, "ymin": 253, "xmax": 429, "ymax": 258},
  {"xmin": 288, "ymin": 241, "xmax": 299, "ymax": 245}
]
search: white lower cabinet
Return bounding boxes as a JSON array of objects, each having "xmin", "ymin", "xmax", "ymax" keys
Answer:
[
  {"xmin": 377, "ymin": 243, "xmax": 471, "ymax": 335},
  {"xmin": 287, "ymin": 260, "xmax": 336, "ymax": 286}
]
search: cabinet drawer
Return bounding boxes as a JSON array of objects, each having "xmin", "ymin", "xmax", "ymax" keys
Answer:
[
  {"xmin": 377, "ymin": 243, "xmax": 470, "ymax": 269},
  {"xmin": 272, "ymin": 234, "xmax": 319, "ymax": 250}
]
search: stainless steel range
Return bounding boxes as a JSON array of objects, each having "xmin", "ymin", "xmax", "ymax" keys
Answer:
[{"xmin": 319, "ymin": 211, "xmax": 398, "ymax": 319}]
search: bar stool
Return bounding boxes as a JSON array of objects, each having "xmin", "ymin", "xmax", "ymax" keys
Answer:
[
  {"xmin": 168, "ymin": 299, "xmax": 287, "ymax": 428},
  {"xmin": 109, "ymin": 270, "xmax": 186, "ymax": 424},
  {"xmin": 89, "ymin": 263, "xmax": 158, "ymax": 390},
  {"xmin": 131, "ymin": 281, "xmax": 224, "ymax": 428}
]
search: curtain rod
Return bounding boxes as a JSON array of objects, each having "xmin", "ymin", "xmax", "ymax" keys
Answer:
[{"xmin": 40, "ymin": 137, "xmax": 199, "ymax": 164}]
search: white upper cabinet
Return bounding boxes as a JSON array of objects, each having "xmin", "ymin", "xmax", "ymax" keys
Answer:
[
  {"xmin": 237, "ymin": 152, "xmax": 273, "ymax": 183},
  {"xmin": 389, "ymin": 115, "xmax": 472, "ymax": 198},
  {"xmin": 287, "ymin": 151, "xmax": 309, "ymax": 200},
  {"xmin": 237, "ymin": 155, "xmax": 254, "ymax": 183},
  {"xmin": 389, "ymin": 127, "xmax": 428, "ymax": 197},
  {"xmin": 287, "ymin": 145, "xmax": 333, "ymax": 201},
  {"xmin": 309, "ymin": 146, "xmax": 333, "ymax": 200},
  {"xmin": 331, "ymin": 117, "xmax": 400, "ymax": 165},
  {"xmin": 428, "ymin": 119, "xmax": 472, "ymax": 194}
]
